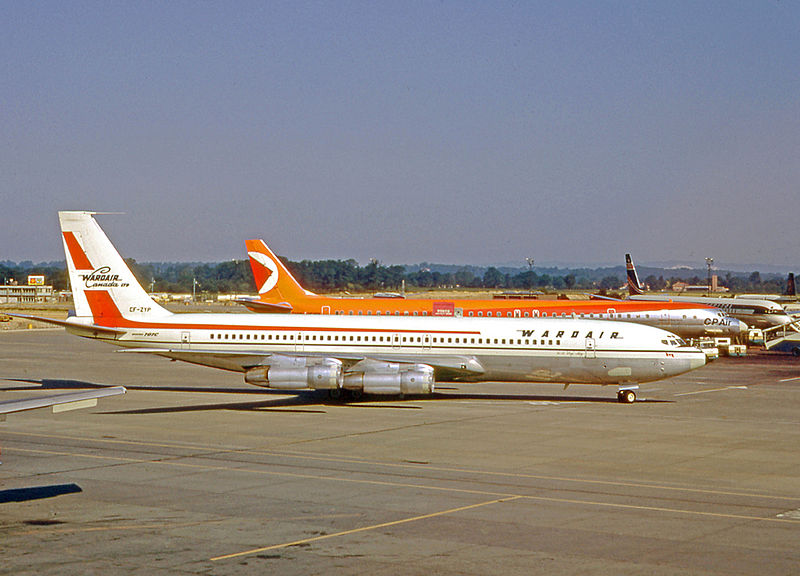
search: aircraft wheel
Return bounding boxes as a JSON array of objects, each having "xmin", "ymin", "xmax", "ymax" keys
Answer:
[
  {"xmin": 346, "ymin": 389, "xmax": 363, "ymax": 401},
  {"xmin": 792, "ymin": 347, "xmax": 800, "ymax": 357},
  {"xmin": 618, "ymin": 390, "xmax": 636, "ymax": 404},
  {"xmin": 328, "ymin": 388, "xmax": 343, "ymax": 400}
]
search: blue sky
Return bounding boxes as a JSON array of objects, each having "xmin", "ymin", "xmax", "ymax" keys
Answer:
[{"xmin": 2, "ymin": 2, "xmax": 799, "ymax": 269}]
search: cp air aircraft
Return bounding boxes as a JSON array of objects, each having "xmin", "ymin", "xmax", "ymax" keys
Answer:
[
  {"xmin": 239, "ymin": 239, "xmax": 745, "ymax": 340},
  {"xmin": 14, "ymin": 212, "xmax": 707, "ymax": 404},
  {"xmin": 624, "ymin": 254, "xmax": 793, "ymax": 330}
]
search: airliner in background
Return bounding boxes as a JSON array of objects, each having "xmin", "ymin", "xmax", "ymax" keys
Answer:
[
  {"xmin": 11, "ymin": 212, "xmax": 707, "ymax": 404},
  {"xmin": 734, "ymin": 272, "xmax": 797, "ymax": 304},
  {"xmin": 625, "ymin": 254, "xmax": 793, "ymax": 329},
  {"xmin": 238, "ymin": 239, "xmax": 745, "ymax": 339}
]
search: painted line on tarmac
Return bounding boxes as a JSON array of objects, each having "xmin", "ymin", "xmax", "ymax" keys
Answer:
[
  {"xmin": 210, "ymin": 496, "xmax": 523, "ymax": 561},
  {"xmin": 675, "ymin": 386, "xmax": 748, "ymax": 396},
  {"xmin": 778, "ymin": 376, "xmax": 800, "ymax": 382},
  {"xmin": 11, "ymin": 445, "xmax": 800, "ymax": 522},
  {"xmin": 7, "ymin": 434, "xmax": 798, "ymax": 502}
]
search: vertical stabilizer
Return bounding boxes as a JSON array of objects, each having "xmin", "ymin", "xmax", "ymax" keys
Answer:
[
  {"xmin": 626, "ymin": 253, "xmax": 644, "ymax": 295},
  {"xmin": 786, "ymin": 273, "xmax": 796, "ymax": 297},
  {"xmin": 245, "ymin": 239, "xmax": 317, "ymax": 301},
  {"xmin": 59, "ymin": 211, "xmax": 171, "ymax": 321}
]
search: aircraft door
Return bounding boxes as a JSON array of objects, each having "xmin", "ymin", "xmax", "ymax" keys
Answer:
[
  {"xmin": 585, "ymin": 337, "xmax": 596, "ymax": 359},
  {"xmin": 321, "ymin": 305, "xmax": 330, "ymax": 315},
  {"xmin": 392, "ymin": 334, "xmax": 401, "ymax": 349},
  {"xmin": 514, "ymin": 309, "xmax": 521, "ymax": 318},
  {"xmin": 181, "ymin": 331, "xmax": 190, "ymax": 350},
  {"xmin": 423, "ymin": 334, "xmax": 431, "ymax": 350},
  {"xmin": 295, "ymin": 332, "xmax": 304, "ymax": 352}
]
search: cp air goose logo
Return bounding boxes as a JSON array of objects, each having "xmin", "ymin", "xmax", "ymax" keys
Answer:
[{"xmin": 249, "ymin": 251, "xmax": 279, "ymax": 294}]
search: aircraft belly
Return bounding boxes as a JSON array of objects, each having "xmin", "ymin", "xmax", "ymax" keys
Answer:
[{"xmin": 473, "ymin": 352, "xmax": 690, "ymax": 384}]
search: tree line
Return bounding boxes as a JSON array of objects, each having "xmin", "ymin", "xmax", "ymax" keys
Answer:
[{"xmin": 1, "ymin": 259, "xmax": 790, "ymax": 296}]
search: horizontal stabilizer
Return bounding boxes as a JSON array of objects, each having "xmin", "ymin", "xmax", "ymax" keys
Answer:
[
  {"xmin": 233, "ymin": 298, "xmax": 294, "ymax": 313},
  {"xmin": 7, "ymin": 313, "xmax": 126, "ymax": 337},
  {"xmin": 0, "ymin": 386, "xmax": 126, "ymax": 415}
]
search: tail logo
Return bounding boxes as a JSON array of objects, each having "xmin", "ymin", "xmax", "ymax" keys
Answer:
[
  {"xmin": 79, "ymin": 266, "xmax": 127, "ymax": 288},
  {"xmin": 248, "ymin": 251, "xmax": 279, "ymax": 294}
]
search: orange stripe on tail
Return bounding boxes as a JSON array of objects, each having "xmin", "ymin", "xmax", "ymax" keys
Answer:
[
  {"xmin": 63, "ymin": 231, "xmax": 94, "ymax": 270},
  {"xmin": 84, "ymin": 290, "xmax": 125, "ymax": 321}
]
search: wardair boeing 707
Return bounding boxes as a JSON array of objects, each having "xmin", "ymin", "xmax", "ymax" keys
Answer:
[{"xmin": 13, "ymin": 213, "xmax": 706, "ymax": 403}]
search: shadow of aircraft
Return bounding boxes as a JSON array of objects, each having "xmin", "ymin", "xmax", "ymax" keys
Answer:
[
  {"xmin": 0, "ymin": 483, "xmax": 82, "ymax": 504},
  {"xmin": 1, "ymin": 379, "xmax": 672, "ymax": 415}
]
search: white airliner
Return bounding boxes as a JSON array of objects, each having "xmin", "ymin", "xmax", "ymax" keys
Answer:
[
  {"xmin": 625, "ymin": 254, "xmax": 793, "ymax": 330},
  {"xmin": 13, "ymin": 213, "xmax": 707, "ymax": 403}
]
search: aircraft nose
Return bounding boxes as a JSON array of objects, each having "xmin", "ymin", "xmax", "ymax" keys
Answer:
[
  {"xmin": 690, "ymin": 355, "xmax": 707, "ymax": 370},
  {"xmin": 735, "ymin": 320, "xmax": 748, "ymax": 334}
]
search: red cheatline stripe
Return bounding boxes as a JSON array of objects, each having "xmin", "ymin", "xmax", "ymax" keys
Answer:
[{"xmin": 62, "ymin": 232, "xmax": 93, "ymax": 270}]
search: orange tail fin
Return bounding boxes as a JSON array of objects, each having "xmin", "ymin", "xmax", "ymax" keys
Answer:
[{"xmin": 245, "ymin": 239, "xmax": 317, "ymax": 302}]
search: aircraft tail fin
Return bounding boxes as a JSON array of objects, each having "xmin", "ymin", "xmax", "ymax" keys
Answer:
[
  {"xmin": 626, "ymin": 253, "xmax": 645, "ymax": 295},
  {"xmin": 59, "ymin": 211, "xmax": 171, "ymax": 323},
  {"xmin": 786, "ymin": 273, "xmax": 796, "ymax": 297},
  {"xmin": 245, "ymin": 239, "xmax": 317, "ymax": 301}
]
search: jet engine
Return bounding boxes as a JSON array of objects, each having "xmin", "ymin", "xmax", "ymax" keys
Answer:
[
  {"xmin": 245, "ymin": 358, "xmax": 343, "ymax": 390},
  {"xmin": 343, "ymin": 363, "xmax": 435, "ymax": 395}
]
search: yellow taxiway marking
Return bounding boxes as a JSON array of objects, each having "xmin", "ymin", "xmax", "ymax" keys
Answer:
[
  {"xmin": 675, "ymin": 386, "xmax": 747, "ymax": 396},
  {"xmin": 210, "ymin": 496, "xmax": 522, "ymax": 561}
]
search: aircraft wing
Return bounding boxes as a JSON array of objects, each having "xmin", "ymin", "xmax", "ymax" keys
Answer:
[
  {"xmin": 0, "ymin": 386, "xmax": 126, "ymax": 417},
  {"xmin": 117, "ymin": 348, "xmax": 485, "ymax": 377},
  {"xmin": 7, "ymin": 313, "xmax": 127, "ymax": 337},
  {"xmin": 586, "ymin": 293, "xmax": 625, "ymax": 301},
  {"xmin": 233, "ymin": 298, "xmax": 294, "ymax": 313}
]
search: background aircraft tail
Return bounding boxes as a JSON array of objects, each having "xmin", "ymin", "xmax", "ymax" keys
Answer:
[
  {"xmin": 59, "ymin": 211, "xmax": 171, "ymax": 322},
  {"xmin": 245, "ymin": 239, "xmax": 317, "ymax": 301},
  {"xmin": 626, "ymin": 253, "xmax": 645, "ymax": 295},
  {"xmin": 786, "ymin": 273, "xmax": 796, "ymax": 297}
]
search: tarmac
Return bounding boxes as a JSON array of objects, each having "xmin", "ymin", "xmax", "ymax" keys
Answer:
[{"xmin": 1, "ymin": 328, "xmax": 798, "ymax": 575}]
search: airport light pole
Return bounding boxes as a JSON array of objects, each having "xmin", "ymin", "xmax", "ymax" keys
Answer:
[
  {"xmin": 705, "ymin": 257, "xmax": 714, "ymax": 296},
  {"xmin": 526, "ymin": 257, "xmax": 534, "ymax": 290}
]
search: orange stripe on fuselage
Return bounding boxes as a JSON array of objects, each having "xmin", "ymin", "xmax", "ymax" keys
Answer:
[{"xmin": 63, "ymin": 231, "xmax": 94, "ymax": 270}]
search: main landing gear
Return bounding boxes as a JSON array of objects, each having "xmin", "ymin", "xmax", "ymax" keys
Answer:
[
  {"xmin": 328, "ymin": 388, "xmax": 363, "ymax": 401},
  {"xmin": 617, "ymin": 385, "xmax": 639, "ymax": 404}
]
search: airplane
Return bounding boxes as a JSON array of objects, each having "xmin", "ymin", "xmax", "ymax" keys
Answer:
[
  {"xmin": 0, "ymin": 387, "xmax": 126, "ymax": 419},
  {"xmin": 625, "ymin": 254, "xmax": 793, "ymax": 329},
  {"xmin": 9, "ymin": 212, "xmax": 707, "ymax": 404},
  {"xmin": 238, "ymin": 239, "xmax": 746, "ymax": 339},
  {"xmin": 733, "ymin": 273, "xmax": 798, "ymax": 303},
  {"xmin": 1, "ymin": 386, "xmax": 125, "ymax": 462}
]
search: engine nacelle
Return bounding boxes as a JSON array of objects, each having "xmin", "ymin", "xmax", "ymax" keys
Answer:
[
  {"xmin": 245, "ymin": 359, "xmax": 342, "ymax": 390},
  {"xmin": 343, "ymin": 364, "xmax": 435, "ymax": 395}
]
